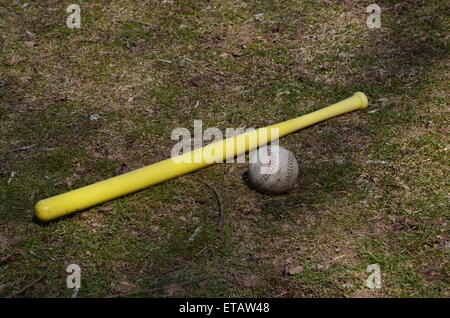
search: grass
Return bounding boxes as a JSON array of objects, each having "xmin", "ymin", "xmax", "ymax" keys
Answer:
[{"xmin": 0, "ymin": 0, "xmax": 448, "ymax": 297}]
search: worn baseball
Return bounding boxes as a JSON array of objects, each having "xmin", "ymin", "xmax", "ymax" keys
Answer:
[{"xmin": 248, "ymin": 145, "xmax": 299, "ymax": 195}]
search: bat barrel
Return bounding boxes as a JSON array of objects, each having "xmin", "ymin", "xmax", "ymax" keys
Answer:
[
  {"xmin": 267, "ymin": 91, "xmax": 368, "ymax": 136},
  {"xmin": 35, "ymin": 92, "xmax": 368, "ymax": 222}
]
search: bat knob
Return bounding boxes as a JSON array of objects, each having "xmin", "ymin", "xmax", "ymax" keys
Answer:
[
  {"xmin": 35, "ymin": 201, "xmax": 52, "ymax": 222},
  {"xmin": 353, "ymin": 92, "xmax": 369, "ymax": 110}
]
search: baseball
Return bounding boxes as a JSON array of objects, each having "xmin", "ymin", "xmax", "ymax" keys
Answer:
[{"xmin": 248, "ymin": 145, "xmax": 299, "ymax": 195}]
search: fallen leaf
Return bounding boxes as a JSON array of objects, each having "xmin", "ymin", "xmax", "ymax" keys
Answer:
[
  {"xmin": 74, "ymin": 163, "xmax": 86, "ymax": 175},
  {"xmin": 129, "ymin": 44, "xmax": 142, "ymax": 57},
  {"xmin": 189, "ymin": 73, "xmax": 215, "ymax": 87},
  {"xmin": 5, "ymin": 55, "xmax": 25, "ymax": 66},
  {"xmin": 242, "ymin": 274, "xmax": 261, "ymax": 288},
  {"xmin": 286, "ymin": 265, "xmax": 304, "ymax": 275},
  {"xmin": 164, "ymin": 283, "xmax": 185, "ymax": 297},
  {"xmin": 111, "ymin": 281, "xmax": 135, "ymax": 294},
  {"xmin": 98, "ymin": 206, "xmax": 114, "ymax": 212},
  {"xmin": 115, "ymin": 162, "xmax": 129, "ymax": 176},
  {"xmin": 231, "ymin": 49, "xmax": 244, "ymax": 57},
  {"xmin": 54, "ymin": 180, "xmax": 66, "ymax": 188},
  {"xmin": 33, "ymin": 282, "xmax": 46, "ymax": 294},
  {"xmin": 0, "ymin": 250, "xmax": 23, "ymax": 264},
  {"xmin": 180, "ymin": 7, "xmax": 194, "ymax": 15},
  {"xmin": 65, "ymin": 173, "xmax": 82, "ymax": 188}
]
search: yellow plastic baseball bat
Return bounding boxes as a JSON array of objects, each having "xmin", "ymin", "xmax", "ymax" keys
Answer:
[{"xmin": 35, "ymin": 92, "xmax": 368, "ymax": 221}]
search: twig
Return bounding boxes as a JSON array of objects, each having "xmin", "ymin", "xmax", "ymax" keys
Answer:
[
  {"xmin": 8, "ymin": 269, "xmax": 48, "ymax": 298},
  {"xmin": 0, "ymin": 250, "xmax": 23, "ymax": 265},
  {"xmin": 157, "ymin": 58, "xmax": 173, "ymax": 64},
  {"xmin": 327, "ymin": 254, "xmax": 347, "ymax": 264},
  {"xmin": 196, "ymin": 246, "xmax": 209, "ymax": 256},
  {"xmin": 193, "ymin": 178, "xmax": 224, "ymax": 233},
  {"xmin": 183, "ymin": 56, "xmax": 195, "ymax": 63},
  {"xmin": 13, "ymin": 144, "xmax": 36, "ymax": 152}
]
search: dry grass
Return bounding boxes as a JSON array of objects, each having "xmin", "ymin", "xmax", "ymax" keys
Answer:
[{"xmin": 0, "ymin": 0, "xmax": 448, "ymax": 297}]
